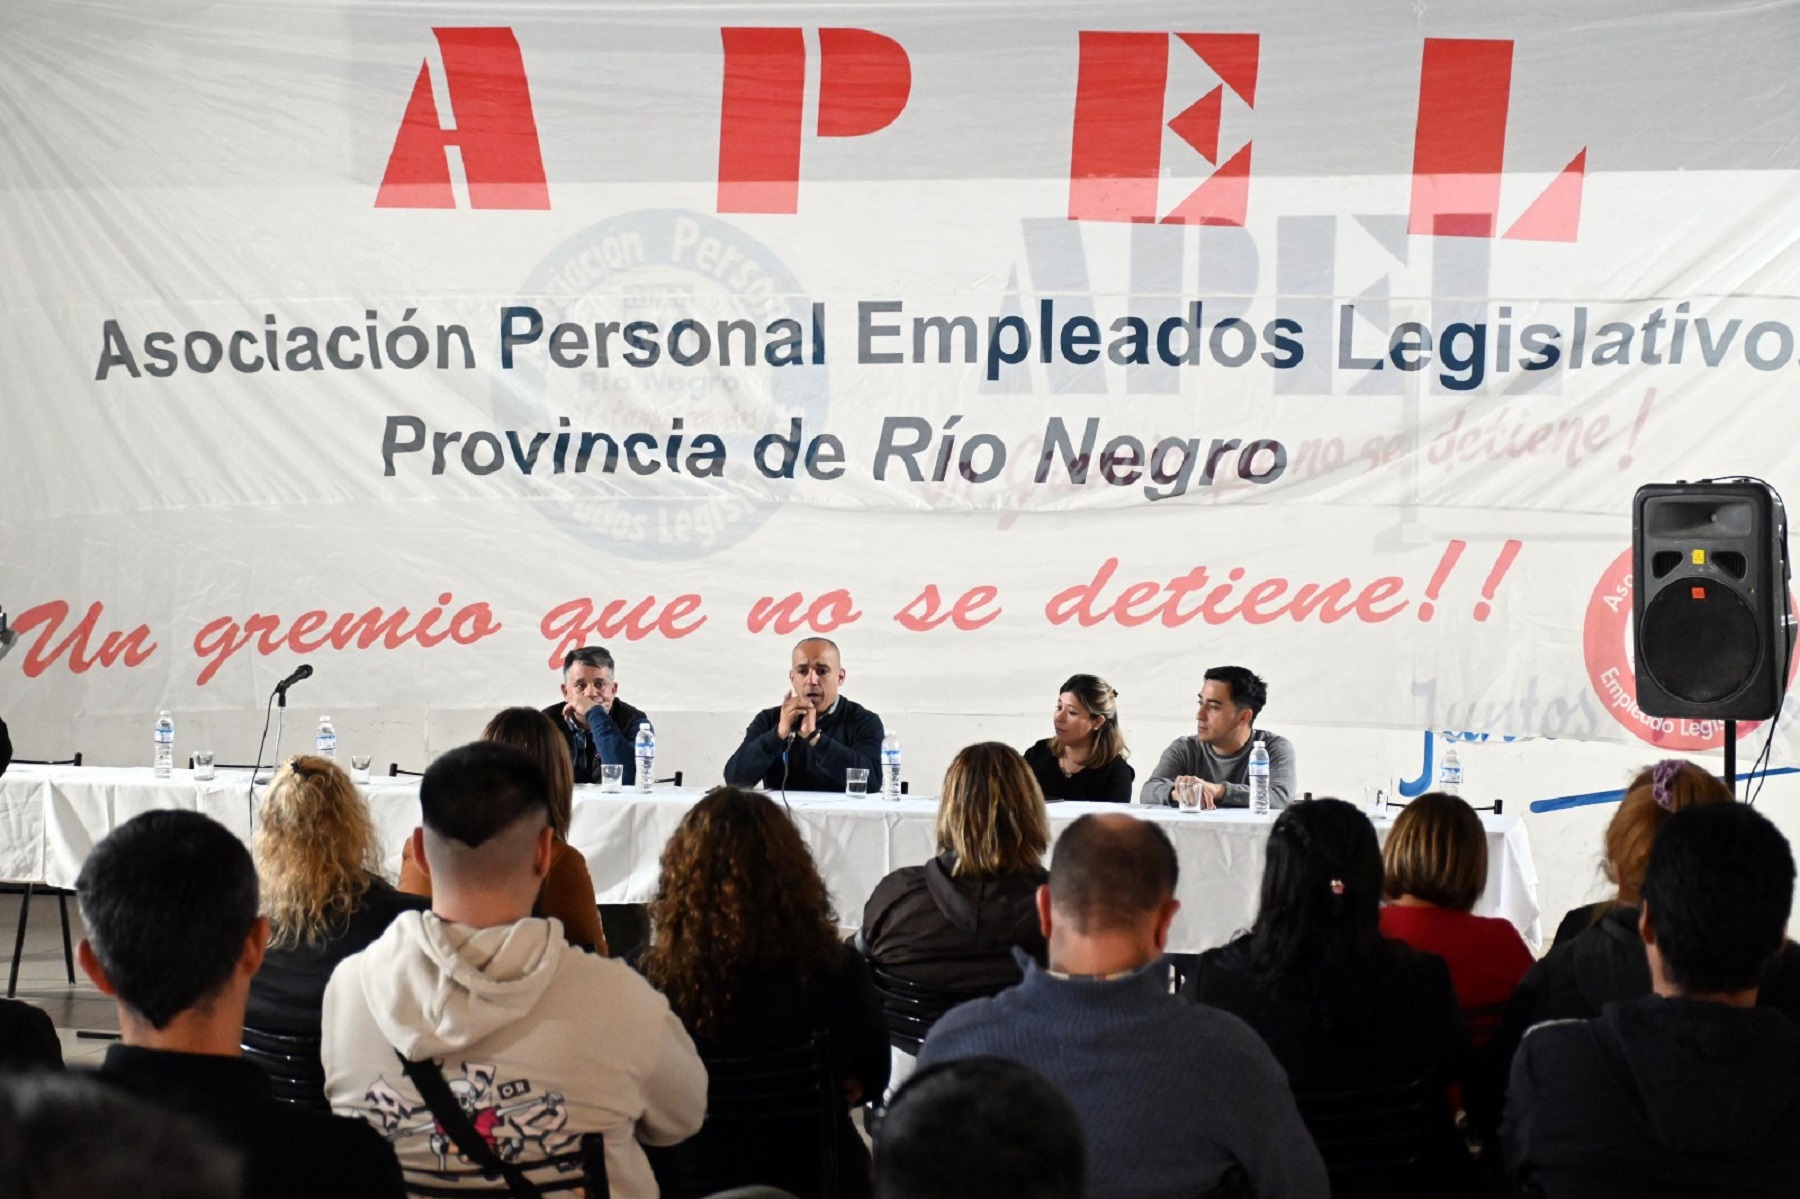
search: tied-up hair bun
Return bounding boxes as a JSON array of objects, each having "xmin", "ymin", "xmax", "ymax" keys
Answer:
[
  {"xmin": 1651, "ymin": 759, "xmax": 1685, "ymax": 811},
  {"xmin": 1328, "ymin": 878, "xmax": 1346, "ymax": 896}
]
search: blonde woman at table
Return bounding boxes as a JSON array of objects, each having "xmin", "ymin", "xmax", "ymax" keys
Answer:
[
  {"xmin": 245, "ymin": 755, "xmax": 428, "ymax": 1101},
  {"xmin": 397, "ymin": 707, "xmax": 608, "ymax": 954},
  {"xmin": 1021, "ymin": 674, "xmax": 1134, "ymax": 803}
]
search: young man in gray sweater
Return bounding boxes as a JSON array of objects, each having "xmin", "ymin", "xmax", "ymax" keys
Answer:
[
  {"xmin": 917, "ymin": 814, "xmax": 1328, "ymax": 1199},
  {"xmin": 1139, "ymin": 665, "xmax": 1296, "ymax": 808}
]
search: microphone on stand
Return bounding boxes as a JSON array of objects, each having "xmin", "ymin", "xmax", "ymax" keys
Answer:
[
  {"xmin": 274, "ymin": 663, "xmax": 314, "ymax": 707},
  {"xmin": 251, "ymin": 664, "xmax": 316, "ymax": 808}
]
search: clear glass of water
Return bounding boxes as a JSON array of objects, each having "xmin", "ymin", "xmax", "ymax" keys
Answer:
[
  {"xmin": 350, "ymin": 755, "xmax": 372, "ymax": 785},
  {"xmin": 846, "ymin": 768, "xmax": 870, "ymax": 796},
  {"xmin": 601, "ymin": 764, "xmax": 624, "ymax": 793},
  {"xmin": 192, "ymin": 751, "xmax": 215, "ymax": 781},
  {"xmin": 1173, "ymin": 779, "xmax": 1200, "ymax": 811}
]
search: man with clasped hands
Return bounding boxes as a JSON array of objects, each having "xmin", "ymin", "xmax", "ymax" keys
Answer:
[{"xmin": 723, "ymin": 638, "xmax": 885, "ymax": 793}]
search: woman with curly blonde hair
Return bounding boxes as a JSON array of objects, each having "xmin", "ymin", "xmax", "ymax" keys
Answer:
[
  {"xmin": 244, "ymin": 756, "xmax": 426, "ymax": 1091},
  {"xmin": 641, "ymin": 786, "xmax": 887, "ymax": 1199}
]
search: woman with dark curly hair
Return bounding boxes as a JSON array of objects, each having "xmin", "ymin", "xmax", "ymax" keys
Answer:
[{"xmin": 641, "ymin": 786, "xmax": 888, "ymax": 1199}]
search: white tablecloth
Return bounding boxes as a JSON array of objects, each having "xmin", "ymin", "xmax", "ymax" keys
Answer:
[{"xmin": 0, "ymin": 765, "xmax": 1540, "ymax": 953}]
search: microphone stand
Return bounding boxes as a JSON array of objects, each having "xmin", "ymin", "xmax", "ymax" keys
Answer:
[{"xmin": 246, "ymin": 680, "xmax": 291, "ymax": 825}]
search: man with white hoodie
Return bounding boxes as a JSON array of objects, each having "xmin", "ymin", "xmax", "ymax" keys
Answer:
[{"xmin": 323, "ymin": 740, "xmax": 707, "ymax": 1196}]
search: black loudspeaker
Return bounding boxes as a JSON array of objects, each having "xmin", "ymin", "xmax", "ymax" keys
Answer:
[{"xmin": 1632, "ymin": 480, "xmax": 1794, "ymax": 719}]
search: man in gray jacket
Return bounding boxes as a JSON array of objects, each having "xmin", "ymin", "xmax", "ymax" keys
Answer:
[{"xmin": 1139, "ymin": 666, "xmax": 1295, "ymax": 809}]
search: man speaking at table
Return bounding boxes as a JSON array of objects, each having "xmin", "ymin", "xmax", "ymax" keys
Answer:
[
  {"xmin": 545, "ymin": 646, "xmax": 653, "ymax": 786},
  {"xmin": 724, "ymin": 638, "xmax": 886, "ymax": 793},
  {"xmin": 1139, "ymin": 666, "xmax": 1296, "ymax": 810}
]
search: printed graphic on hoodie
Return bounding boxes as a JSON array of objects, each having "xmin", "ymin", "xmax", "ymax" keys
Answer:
[{"xmin": 362, "ymin": 1060, "xmax": 580, "ymax": 1174}]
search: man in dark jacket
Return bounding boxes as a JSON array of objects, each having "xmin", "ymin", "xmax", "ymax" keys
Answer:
[
  {"xmin": 1504, "ymin": 803, "xmax": 1800, "ymax": 1197},
  {"xmin": 545, "ymin": 645, "xmax": 652, "ymax": 786},
  {"xmin": 724, "ymin": 638, "xmax": 884, "ymax": 792}
]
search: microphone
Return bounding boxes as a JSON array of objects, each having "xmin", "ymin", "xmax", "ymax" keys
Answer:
[{"xmin": 274, "ymin": 663, "xmax": 314, "ymax": 707}]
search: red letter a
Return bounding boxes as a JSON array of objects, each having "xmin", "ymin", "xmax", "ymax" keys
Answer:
[{"xmin": 376, "ymin": 28, "xmax": 549, "ymax": 209}]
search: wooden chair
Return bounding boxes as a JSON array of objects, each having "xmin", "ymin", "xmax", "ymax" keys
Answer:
[{"xmin": 241, "ymin": 1025, "xmax": 329, "ymax": 1111}]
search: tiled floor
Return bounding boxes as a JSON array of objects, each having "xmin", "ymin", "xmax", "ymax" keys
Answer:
[{"xmin": 0, "ymin": 887, "xmax": 120, "ymax": 1067}]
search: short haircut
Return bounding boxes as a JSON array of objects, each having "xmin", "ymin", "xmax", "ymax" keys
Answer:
[
  {"xmin": 874, "ymin": 1057, "xmax": 1086, "ymax": 1199},
  {"xmin": 1203, "ymin": 665, "xmax": 1267, "ymax": 717},
  {"xmin": 0, "ymin": 1071, "xmax": 243, "ymax": 1199},
  {"xmin": 1048, "ymin": 814, "xmax": 1178, "ymax": 932},
  {"xmin": 793, "ymin": 636, "xmax": 840, "ymax": 658},
  {"xmin": 937, "ymin": 742, "xmax": 1049, "ymax": 877},
  {"xmin": 1642, "ymin": 803, "xmax": 1794, "ymax": 994},
  {"xmin": 419, "ymin": 741, "xmax": 550, "ymax": 849},
  {"xmin": 75, "ymin": 810, "xmax": 259, "ymax": 1030},
  {"xmin": 1382, "ymin": 791, "xmax": 1487, "ymax": 911},
  {"xmin": 562, "ymin": 645, "xmax": 616, "ymax": 678}
]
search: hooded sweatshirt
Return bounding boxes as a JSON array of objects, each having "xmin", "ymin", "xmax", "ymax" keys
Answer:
[
  {"xmin": 860, "ymin": 852, "xmax": 1047, "ymax": 997},
  {"xmin": 322, "ymin": 911, "xmax": 706, "ymax": 1197},
  {"xmin": 1504, "ymin": 994, "xmax": 1800, "ymax": 1197}
]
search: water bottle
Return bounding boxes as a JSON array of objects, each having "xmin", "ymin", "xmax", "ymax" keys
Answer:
[
  {"xmin": 153, "ymin": 711, "xmax": 174, "ymax": 778},
  {"xmin": 315, "ymin": 715, "xmax": 337, "ymax": 760},
  {"xmin": 1438, "ymin": 742, "xmax": 1463, "ymax": 796},
  {"xmin": 635, "ymin": 724, "xmax": 656, "ymax": 792},
  {"xmin": 1248, "ymin": 736, "xmax": 1271, "ymax": 816},
  {"xmin": 880, "ymin": 733, "xmax": 902, "ymax": 802}
]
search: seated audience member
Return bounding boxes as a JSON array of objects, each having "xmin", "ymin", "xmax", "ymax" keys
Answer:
[
  {"xmin": 873, "ymin": 1056, "xmax": 1086, "ymax": 1199},
  {"xmin": 1021, "ymin": 674, "xmax": 1134, "ymax": 803},
  {"xmin": 1183, "ymin": 799, "xmax": 1469, "ymax": 1190},
  {"xmin": 920, "ymin": 813, "xmax": 1327, "ymax": 1199},
  {"xmin": 246, "ymin": 755, "xmax": 429, "ymax": 1099},
  {"xmin": 1504, "ymin": 803, "xmax": 1800, "ymax": 1196},
  {"xmin": 642, "ymin": 787, "xmax": 889, "ymax": 1199},
  {"xmin": 1549, "ymin": 758, "xmax": 1733, "ymax": 947},
  {"xmin": 861, "ymin": 743, "xmax": 1050, "ymax": 1046},
  {"xmin": 1380, "ymin": 791, "xmax": 1533, "ymax": 1043},
  {"xmin": 75, "ymin": 810, "xmax": 404, "ymax": 1199},
  {"xmin": 546, "ymin": 644, "xmax": 652, "ymax": 786},
  {"xmin": 724, "ymin": 637, "xmax": 884, "ymax": 793},
  {"xmin": 0, "ymin": 1071, "xmax": 241, "ymax": 1199},
  {"xmin": 0, "ymin": 998, "xmax": 62, "ymax": 1071},
  {"xmin": 324, "ymin": 742, "xmax": 706, "ymax": 1196},
  {"xmin": 1470, "ymin": 761, "xmax": 1800, "ymax": 1136},
  {"xmin": 399, "ymin": 707, "xmax": 607, "ymax": 952},
  {"xmin": 1138, "ymin": 665, "xmax": 1295, "ymax": 809}
]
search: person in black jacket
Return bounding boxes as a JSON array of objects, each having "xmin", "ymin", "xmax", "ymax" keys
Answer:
[
  {"xmin": 546, "ymin": 644, "xmax": 653, "ymax": 785},
  {"xmin": 1504, "ymin": 802, "xmax": 1800, "ymax": 1197},
  {"xmin": 642, "ymin": 787, "xmax": 889, "ymax": 1199},
  {"xmin": 724, "ymin": 638, "xmax": 885, "ymax": 793},
  {"xmin": 861, "ymin": 743, "xmax": 1050, "ymax": 1044},
  {"xmin": 75, "ymin": 810, "xmax": 404, "ymax": 1199},
  {"xmin": 1021, "ymin": 674, "xmax": 1134, "ymax": 803}
]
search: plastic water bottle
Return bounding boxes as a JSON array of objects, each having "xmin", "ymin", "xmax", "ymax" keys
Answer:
[
  {"xmin": 1438, "ymin": 742, "xmax": 1463, "ymax": 796},
  {"xmin": 635, "ymin": 724, "xmax": 656, "ymax": 792},
  {"xmin": 880, "ymin": 733, "xmax": 902, "ymax": 802},
  {"xmin": 315, "ymin": 715, "xmax": 337, "ymax": 760},
  {"xmin": 153, "ymin": 711, "xmax": 174, "ymax": 778},
  {"xmin": 1248, "ymin": 736, "xmax": 1271, "ymax": 816}
]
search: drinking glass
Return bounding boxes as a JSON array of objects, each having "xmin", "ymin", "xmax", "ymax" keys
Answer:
[
  {"xmin": 846, "ymin": 768, "xmax": 870, "ymax": 796},
  {"xmin": 601, "ymin": 764, "xmax": 624, "ymax": 793},
  {"xmin": 350, "ymin": 755, "xmax": 372, "ymax": 785},
  {"xmin": 192, "ymin": 751, "xmax": 215, "ymax": 781}
]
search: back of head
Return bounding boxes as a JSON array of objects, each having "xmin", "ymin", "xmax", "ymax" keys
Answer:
[
  {"xmin": 1604, "ymin": 760, "xmax": 1734, "ymax": 905},
  {"xmin": 1382, "ymin": 791, "xmax": 1487, "ymax": 911},
  {"xmin": 1642, "ymin": 802, "xmax": 1794, "ymax": 994},
  {"xmin": 937, "ymin": 742, "xmax": 1049, "ymax": 878},
  {"xmin": 418, "ymin": 741, "xmax": 551, "ymax": 887},
  {"xmin": 1203, "ymin": 665, "xmax": 1267, "ymax": 718},
  {"xmin": 480, "ymin": 706, "xmax": 575, "ymax": 840},
  {"xmin": 76, "ymin": 810, "xmax": 258, "ymax": 1030},
  {"xmin": 874, "ymin": 1057, "xmax": 1086, "ymax": 1199},
  {"xmin": 1251, "ymin": 798, "xmax": 1386, "ymax": 1027},
  {"xmin": 0, "ymin": 1072, "xmax": 242, "ymax": 1199},
  {"xmin": 1049, "ymin": 814, "xmax": 1177, "ymax": 933},
  {"xmin": 254, "ymin": 754, "xmax": 378, "ymax": 950},
  {"xmin": 643, "ymin": 786, "xmax": 841, "ymax": 1036}
]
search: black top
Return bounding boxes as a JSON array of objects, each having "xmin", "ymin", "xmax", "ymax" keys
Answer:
[
  {"xmin": 0, "ymin": 715, "xmax": 10, "ymax": 776},
  {"xmin": 1550, "ymin": 900, "xmax": 1607, "ymax": 949},
  {"xmin": 541, "ymin": 696, "xmax": 651, "ymax": 785},
  {"xmin": 98, "ymin": 1044, "xmax": 404, "ymax": 1199},
  {"xmin": 1021, "ymin": 740, "xmax": 1135, "ymax": 803},
  {"xmin": 244, "ymin": 875, "xmax": 429, "ymax": 1037},
  {"xmin": 1504, "ymin": 995, "xmax": 1800, "ymax": 1197},
  {"xmin": 722, "ymin": 696, "xmax": 885, "ymax": 793},
  {"xmin": 647, "ymin": 943, "xmax": 889, "ymax": 1199},
  {"xmin": 0, "ymin": 997, "xmax": 61, "ymax": 1070}
]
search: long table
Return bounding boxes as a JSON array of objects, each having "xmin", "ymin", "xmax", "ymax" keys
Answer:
[{"xmin": 0, "ymin": 765, "xmax": 1540, "ymax": 954}]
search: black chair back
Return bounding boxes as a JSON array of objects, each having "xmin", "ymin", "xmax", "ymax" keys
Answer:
[
  {"xmin": 241, "ymin": 1025, "xmax": 329, "ymax": 1111},
  {"xmin": 1293, "ymin": 1076, "xmax": 1446, "ymax": 1199},
  {"xmin": 868, "ymin": 964, "xmax": 1007, "ymax": 1055},
  {"xmin": 650, "ymin": 1033, "xmax": 837, "ymax": 1199}
]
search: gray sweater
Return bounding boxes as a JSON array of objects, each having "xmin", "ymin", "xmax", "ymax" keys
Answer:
[
  {"xmin": 918, "ymin": 952, "xmax": 1329, "ymax": 1199},
  {"xmin": 1138, "ymin": 729, "xmax": 1297, "ymax": 808}
]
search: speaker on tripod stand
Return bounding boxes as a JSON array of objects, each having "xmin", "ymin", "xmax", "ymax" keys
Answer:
[{"xmin": 1632, "ymin": 479, "xmax": 1795, "ymax": 787}]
